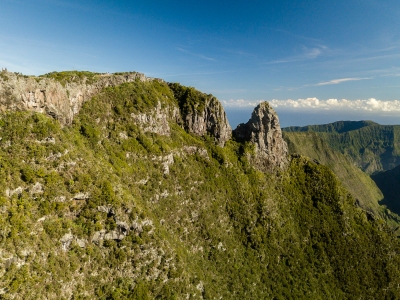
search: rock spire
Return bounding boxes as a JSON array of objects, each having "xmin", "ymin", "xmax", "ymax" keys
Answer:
[{"xmin": 233, "ymin": 101, "xmax": 288, "ymax": 172}]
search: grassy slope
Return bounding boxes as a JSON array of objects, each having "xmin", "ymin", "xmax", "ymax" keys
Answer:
[
  {"xmin": 283, "ymin": 121, "xmax": 400, "ymax": 174},
  {"xmin": 0, "ymin": 80, "xmax": 399, "ymax": 299},
  {"xmin": 283, "ymin": 131, "xmax": 400, "ymax": 232}
]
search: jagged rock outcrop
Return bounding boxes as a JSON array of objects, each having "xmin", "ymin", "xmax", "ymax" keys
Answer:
[
  {"xmin": 183, "ymin": 96, "xmax": 231, "ymax": 146},
  {"xmin": 233, "ymin": 101, "xmax": 288, "ymax": 172},
  {"xmin": 168, "ymin": 83, "xmax": 231, "ymax": 146},
  {"xmin": 0, "ymin": 70, "xmax": 156, "ymax": 124}
]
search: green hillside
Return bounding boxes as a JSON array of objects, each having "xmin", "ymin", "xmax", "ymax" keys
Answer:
[
  {"xmin": 284, "ymin": 120, "xmax": 378, "ymax": 134},
  {"xmin": 283, "ymin": 131, "xmax": 400, "ymax": 233},
  {"xmin": 0, "ymin": 77, "xmax": 399, "ymax": 299},
  {"xmin": 283, "ymin": 121, "xmax": 400, "ymax": 174}
]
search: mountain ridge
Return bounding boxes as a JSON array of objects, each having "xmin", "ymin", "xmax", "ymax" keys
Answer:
[
  {"xmin": 0, "ymin": 70, "xmax": 399, "ymax": 299},
  {"xmin": 284, "ymin": 120, "xmax": 379, "ymax": 134}
]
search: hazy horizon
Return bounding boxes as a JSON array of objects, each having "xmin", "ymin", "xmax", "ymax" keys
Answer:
[{"xmin": 225, "ymin": 106, "xmax": 400, "ymax": 129}]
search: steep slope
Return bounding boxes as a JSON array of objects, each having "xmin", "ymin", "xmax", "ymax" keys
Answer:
[
  {"xmin": 372, "ymin": 165, "xmax": 400, "ymax": 217},
  {"xmin": 283, "ymin": 131, "xmax": 400, "ymax": 233},
  {"xmin": 0, "ymin": 70, "xmax": 231, "ymax": 146},
  {"xmin": 283, "ymin": 121, "xmax": 400, "ymax": 174},
  {"xmin": 0, "ymin": 73, "xmax": 399, "ymax": 299}
]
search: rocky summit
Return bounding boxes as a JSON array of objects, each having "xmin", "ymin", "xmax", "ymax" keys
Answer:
[
  {"xmin": 233, "ymin": 102, "xmax": 288, "ymax": 172},
  {"xmin": 0, "ymin": 70, "xmax": 399, "ymax": 299}
]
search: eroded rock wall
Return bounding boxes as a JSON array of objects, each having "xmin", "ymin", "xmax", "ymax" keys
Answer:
[
  {"xmin": 183, "ymin": 96, "xmax": 231, "ymax": 146},
  {"xmin": 0, "ymin": 71, "xmax": 151, "ymax": 125},
  {"xmin": 233, "ymin": 101, "xmax": 288, "ymax": 172}
]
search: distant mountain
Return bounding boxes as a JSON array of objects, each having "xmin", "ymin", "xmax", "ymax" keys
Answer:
[
  {"xmin": 283, "ymin": 121, "xmax": 400, "ymax": 174},
  {"xmin": 284, "ymin": 120, "xmax": 379, "ymax": 134}
]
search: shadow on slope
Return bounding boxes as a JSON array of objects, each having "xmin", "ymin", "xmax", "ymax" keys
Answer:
[
  {"xmin": 372, "ymin": 165, "xmax": 400, "ymax": 217},
  {"xmin": 283, "ymin": 131, "xmax": 400, "ymax": 232}
]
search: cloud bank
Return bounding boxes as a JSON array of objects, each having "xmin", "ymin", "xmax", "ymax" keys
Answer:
[{"xmin": 222, "ymin": 98, "xmax": 400, "ymax": 113}]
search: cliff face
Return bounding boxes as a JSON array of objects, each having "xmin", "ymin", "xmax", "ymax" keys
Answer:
[
  {"xmin": 168, "ymin": 83, "xmax": 231, "ymax": 146},
  {"xmin": 182, "ymin": 96, "xmax": 231, "ymax": 146},
  {"xmin": 0, "ymin": 71, "xmax": 151, "ymax": 125},
  {"xmin": 233, "ymin": 101, "xmax": 288, "ymax": 172},
  {"xmin": 0, "ymin": 71, "xmax": 232, "ymax": 146}
]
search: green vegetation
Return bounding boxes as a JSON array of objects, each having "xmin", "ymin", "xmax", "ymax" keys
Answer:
[
  {"xmin": 284, "ymin": 120, "xmax": 379, "ymax": 134},
  {"xmin": 0, "ymin": 79, "xmax": 399, "ymax": 299},
  {"xmin": 168, "ymin": 82, "xmax": 209, "ymax": 115},
  {"xmin": 283, "ymin": 120, "xmax": 400, "ymax": 174},
  {"xmin": 40, "ymin": 71, "xmax": 103, "ymax": 86},
  {"xmin": 283, "ymin": 131, "xmax": 400, "ymax": 234}
]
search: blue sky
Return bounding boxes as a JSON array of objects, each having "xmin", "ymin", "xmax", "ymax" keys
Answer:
[{"xmin": 1, "ymin": 0, "xmax": 400, "ymax": 126}]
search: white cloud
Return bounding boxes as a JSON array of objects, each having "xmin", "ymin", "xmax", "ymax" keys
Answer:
[
  {"xmin": 177, "ymin": 47, "xmax": 216, "ymax": 61},
  {"xmin": 313, "ymin": 77, "xmax": 371, "ymax": 86},
  {"xmin": 222, "ymin": 98, "xmax": 400, "ymax": 113},
  {"xmin": 304, "ymin": 47, "xmax": 321, "ymax": 59},
  {"xmin": 265, "ymin": 45, "xmax": 327, "ymax": 64}
]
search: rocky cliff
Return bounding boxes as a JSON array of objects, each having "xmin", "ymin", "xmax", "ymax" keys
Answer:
[
  {"xmin": 168, "ymin": 83, "xmax": 231, "ymax": 146},
  {"xmin": 233, "ymin": 101, "xmax": 288, "ymax": 172},
  {"xmin": 0, "ymin": 70, "xmax": 232, "ymax": 146},
  {"xmin": 0, "ymin": 70, "xmax": 153, "ymax": 125},
  {"xmin": 182, "ymin": 96, "xmax": 231, "ymax": 146}
]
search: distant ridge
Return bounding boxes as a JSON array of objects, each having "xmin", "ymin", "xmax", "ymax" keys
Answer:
[
  {"xmin": 283, "ymin": 120, "xmax": 379, "ymax": 134},
  {"xmin": 283, "ymin": 120, "xmax": 400, "ymax": 174}
]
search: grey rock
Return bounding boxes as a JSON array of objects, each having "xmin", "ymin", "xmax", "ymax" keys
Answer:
[
  {"xmin": 92, "ymin": 228, "xmax": 125, "ymax": 243},
  {"xmin": 233, "ymin": 101, "xmax": 288, "ymax": 172},
  {"xmin": 92, "ymin": 230, "xmax": 106, "ymax": 244},
  {"xmin": 104, "ymin": 230, "xmax": 125, "ymax": 241},
  {"xmin": 76, "ymin": 239, "xmax": 86, "ymax": 248},
  {"xmin": 183, "ymin": 96, "xmax": 232, "ymax": 146},
  {"xmin": 54, "ymin": 195, "xmax": 66, "ymax": 202},
  {"xmin": 30, "ymin": 182, "xmax": 43, "ymax": 194},
  {"xmin": 97, "ymin": 205, "xmax": 115, "ymax": 216},
  {"xmin": 116, "ymin": 221, "xmax": 130, "ymax": 234},
  {"xmin": 72, "ymin": 192, "xmax": 90, "ymax": 200},
  {"xmin": 183, "ymin": 146, "xmax": 209, "ymax": 160},
  {"xmin": 0, "ymin": 71, "xmax": 155, "ymax": 125},
  {"xmin": 6, "ymin": 186, "xmax": 24, "ymax": 197},
  {"xmin": 131, "ymin": 101, "xmax": 179, "ymax": 136},
  {"xmin": 60, "ymin": 233, "xmax": 74, "ymax": 251}
]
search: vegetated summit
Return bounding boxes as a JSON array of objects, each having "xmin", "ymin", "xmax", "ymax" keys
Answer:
[{"xmin": 0, "ymin": 69, "xmax": 399, "ymax": 299}]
